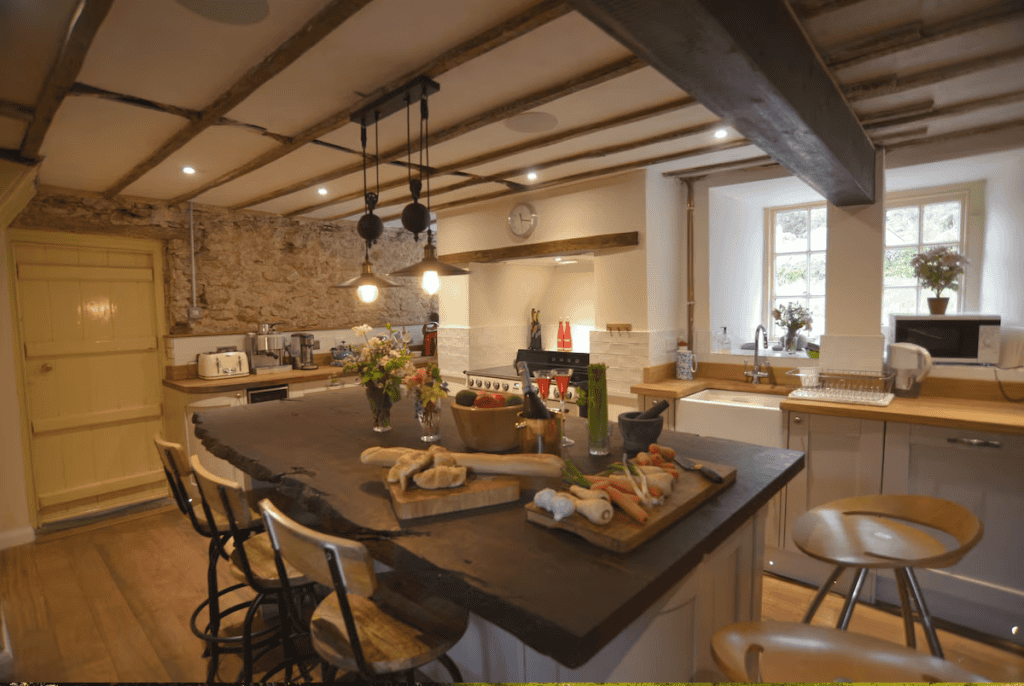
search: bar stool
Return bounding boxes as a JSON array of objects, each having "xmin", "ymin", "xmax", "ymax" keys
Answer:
[
  {"xmin": 711, "ymin": 620, "xmax": 987, "ymax": 682},
  {"xmin": 153, "ymin": 435, "xmax": 252, "ymax": 681},
  {"xmin": 792, "ymin": 494, "xmax": 983, "ymax": 657},
  {"xmin": 258, "ymin": 498, "xmax": 469, "ymax": 683},
  {"xmin": 190, "ymin": 455, "xmax": 317, "ymax": 683}
]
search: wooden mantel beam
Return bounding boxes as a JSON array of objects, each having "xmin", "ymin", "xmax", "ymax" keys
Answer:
[
  {"xmin": 438, "ymin": 232, "xmax": 639, "ymax": 264},
  {"xmin": 568, "ymin": 0, "xmax": 876, "ymax": 206}
]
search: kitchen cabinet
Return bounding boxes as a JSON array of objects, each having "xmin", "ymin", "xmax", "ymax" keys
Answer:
[
  {"xmin": 289, "ymin": 375, "xmax": 357, "ymax": 397},
  {"xmin": 768, "ymin": 412, "xmax": 884, "ymax": 592},
  {"xmin": 881, "ymin": 422, "xmax": 1024, "ymax": 646},
  {"xmin": 162, "ymin": 387, "xmax": 248, "ymax": 484}
]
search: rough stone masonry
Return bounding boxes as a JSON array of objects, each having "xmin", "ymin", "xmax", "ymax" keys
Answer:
[{"xmin": 12, "ymin": 188, "xmax": 437, "ymax": 334}]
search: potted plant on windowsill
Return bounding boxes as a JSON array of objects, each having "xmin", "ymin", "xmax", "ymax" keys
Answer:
[
  {"xmin": 910, "ymin": 246, "xmax": 967, "ymax": 315},
  {"xmin": 771, "ymin": 302, "xmax": 813, "ymax": 355}
]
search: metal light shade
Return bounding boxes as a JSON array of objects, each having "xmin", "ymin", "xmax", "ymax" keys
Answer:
[
  {"xmin": 334, "ymin": 260, "xmax": 399, "ymax": 303},
  {"xmin": 389, "ymin": 241, "xmax": 470, "ymax": 279}
]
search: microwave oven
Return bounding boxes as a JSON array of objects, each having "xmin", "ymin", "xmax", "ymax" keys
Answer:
[{"xmin": 889, "ymin": 314, "xmax": 1001, "ymax": 365}]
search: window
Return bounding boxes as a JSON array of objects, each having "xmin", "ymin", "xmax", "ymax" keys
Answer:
[
  {"xmin": 882, "ymin": 191, "xmax": 967, "ymax": 324},
  {"xmin": 767, "ymin": 203, "xmax": 827, "ymax": 342}
]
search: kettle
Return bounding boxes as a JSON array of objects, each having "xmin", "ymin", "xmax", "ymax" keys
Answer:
[{"xmin": 887, "ymin": 342, "xmax": 932, "ymax": 398}]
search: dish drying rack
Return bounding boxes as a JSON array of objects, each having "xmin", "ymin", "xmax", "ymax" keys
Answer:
[{"xmin": 786, "ymin": 368, "xmax": 896, "ymax": 407}]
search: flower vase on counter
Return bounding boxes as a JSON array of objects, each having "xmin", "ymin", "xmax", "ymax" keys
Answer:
[
  {"xmin": 416, "ymin": 397, "xmax": 441, "ymax": 442},
  {"xmin": 587, "ymin": 363, "xmax": 609, "ymax": 455},
  {"xmin": 341, "ymin": 323, "xmax": 415, "ymax": 434},
  {"xmin": 365, "ymin": 383, "xmax": 393, "ymax": 432},
  {"xmin": 404, "ymin": 362, "xmax": 448, "ymax": 443}
]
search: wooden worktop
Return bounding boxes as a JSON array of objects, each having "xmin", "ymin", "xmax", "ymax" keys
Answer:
[
  {"xmin": 631, "ymin": 376, "xmax": 1024, "ymax": 436},
  {"xmin": 193, "ymin": 388, "xmax": 804, "ymax": 669}
]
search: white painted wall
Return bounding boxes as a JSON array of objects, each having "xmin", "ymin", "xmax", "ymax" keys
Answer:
[{"xmin": 708, "ymin": 189, "xmax": 764, "ymax": 347}]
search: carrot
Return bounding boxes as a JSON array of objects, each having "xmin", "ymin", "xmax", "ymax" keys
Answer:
[
  {"xmin": 608, "ymin": 474, "xmax": 662, "ymax": 499},
  {"xmin": 600, "ymin": 478, "xmax": 639, "ymax": 496},
  {"xmin": 599, "ymin": 485, "xmax": 648, "ymax": 524},
  {"xmin": 593, "ymin": 483, "xmax": 640, "ymax": 503}
]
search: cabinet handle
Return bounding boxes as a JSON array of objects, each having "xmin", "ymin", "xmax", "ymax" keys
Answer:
[
  {"xmin": 793, "ymin": 416, "xmax": 803, "ymax": 424},
  {"xmin": 947, "ymin": 437, "xmax": 1001, "ymax": 448},
  {"xmin": 41, "ymin": 363, "xmax": 53, "ymax": 372}
]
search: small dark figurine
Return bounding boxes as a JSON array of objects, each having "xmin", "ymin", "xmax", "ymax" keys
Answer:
[{"xmin": 529, "ymin": 308, "xmax": 542, "ymax": 350}]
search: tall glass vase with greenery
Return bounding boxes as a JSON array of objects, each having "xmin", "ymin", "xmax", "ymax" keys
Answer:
[
  {"xmin": 772, "ymin": 302, "xmax": 813, "ymax": 354},
  {"xmin": 342, "ymin": 324, "xmax": 415, "ymax": 432}
]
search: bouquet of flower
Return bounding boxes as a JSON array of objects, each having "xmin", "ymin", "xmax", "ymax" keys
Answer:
[
  {"xmin": 910, "ymin": 246, "xmax": 967, "ymax": 298},
  {"xmin": 772, "ymin": 302, "xmax": 813, "ymax": 334},
  {"xmin": 341, "ymin": 324, "xmax": 415, "ymax": 402},
  {"xmin": 403, "ymin": 362, "xmax": 448, "ymax": 411}
]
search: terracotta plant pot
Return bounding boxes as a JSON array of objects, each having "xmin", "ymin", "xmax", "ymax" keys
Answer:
[{"xmin": 927, "ymin": 297, "xmax": 949, "ymax": 315}]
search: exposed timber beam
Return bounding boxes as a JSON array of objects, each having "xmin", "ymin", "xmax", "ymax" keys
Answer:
[
  {"xmin": 569, "ymin": 0, "xmax": 876, "ymax": 206},
  {"xmin": 285, "ymin": 95, "xmax": 698, "ymax": 216},
  {"xmin": 882, "ymin": 117, "xmax": 1024, "ymax": 151},
  {"xmin": 20, "ymin": 0, "xmax": 113, "ymax": 160},
  {"xmin": 869, "ymin": 127, "xmax": 928, "ymax": 144},
  {"xmin": 438, "ymin": 232, "xmax": 639, "ymax": 264},
  {"xmin": 790, "ymin": 0, "xmax": 871, "ymax": 20},
  {"xmin": 0, "ymin": 100, "xmax": 34, "ymax": 123},
  {"xmin": 843, "ymin": 46, "xmax": 1024, "ymax": 102},
  {"xmin": 825, "ymin": 3, "xmax": 1024, "ymax": 70},
  {"xmin": 102, "ymin": 0, "xmax": 373, "ymax": 198},
  {"xmin": 863, "ymin": 90, "xmax": 1024, "ymax": 131},
  {"xmin": 663, "ymin": 155, "xmax": 774, "ymax": 178},
  {"xmin": 167, "ymin": 0, "xmax": 572, "ymax": 205},
  {"xmin": 857, "ymin": 99, "xmax": 935, "ymax": 125},
  {"xmin": 373, "ymin": 139, "xmax": 756, "ymax": 222},
  {"xmin": 234, "ymin": 54, "xmax": 644, "ymax": 210}
]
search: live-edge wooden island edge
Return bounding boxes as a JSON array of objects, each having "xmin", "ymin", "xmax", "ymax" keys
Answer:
[{"xmin": 192, "ymin": 388, "xmax": 804, "ymax": 680}]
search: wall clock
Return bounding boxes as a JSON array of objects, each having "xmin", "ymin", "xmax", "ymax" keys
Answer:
[{"xmin": 508, "ymin": 202, "xmax": 537, "ymax": 238}]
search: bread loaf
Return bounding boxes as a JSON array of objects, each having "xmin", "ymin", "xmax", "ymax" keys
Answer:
[{"xmin": 361, "ymin": 446, "xmax": 562, "ymax": 477}]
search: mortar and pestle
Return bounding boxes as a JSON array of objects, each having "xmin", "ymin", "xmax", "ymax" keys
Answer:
[{"xmin": 618, "ymin": 399, "xmax": 669, "ymax": 453}]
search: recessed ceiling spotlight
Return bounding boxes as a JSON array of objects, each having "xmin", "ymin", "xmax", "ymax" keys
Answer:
[
  {"xmin": 182, "ymin": 166, "xmax": 196, "ymax": 174},
  {"xmin": 505, "ymin": 111, "xmax": 558, "ymax": 133},
  {"xmin": 714, "ymin": 128, "xmax": 728, "ymax": 139},
  {"xmin": 554, "ymin": 257, "xmax": 562, "ymax": 262},
  {"xmin": 318, "ymin": 187, "xmax": 328, "ymax": 195},
  {"xmin": 527, "ymin": 172, "xmax": 538, "ymax": 181}
]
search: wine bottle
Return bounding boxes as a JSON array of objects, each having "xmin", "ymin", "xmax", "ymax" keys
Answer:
[
  {"xmin": 637, "ymin": 399, "xmax": 669, "ymax": 419},
  {"xmin": 517, "ymin": 361, "xmax": 552, "ymax": 419}
]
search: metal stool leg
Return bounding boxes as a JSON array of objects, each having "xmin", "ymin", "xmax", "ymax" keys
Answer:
[
  {"xmin": 893, "ymin": 568, "xmax": 917, "ymax": 648},
  {"xmin": 903, "ymin": 567, "xmax": 943, "ymax": 658},
  {"xmin": 438, "ymin": 653, "xmax": 463, "ymax": 682},
  {"xmin": 802, "ymin": 565, "xmax": 846, "ymax": 623},
  {"xmin": 836, "ymin": 567, "xmax": 868, "ymax": 630}
]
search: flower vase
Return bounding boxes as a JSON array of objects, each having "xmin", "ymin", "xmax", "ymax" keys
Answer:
[
  {"xmin": 783, "ymin": 329, "xmax": 800, "ymax": 355},
  {"xmin": 927, "ymin": 297, "xmax": 949, "ymax": 315},
  {"xmin": 365, "ymin": 383, "xmax": 393, "ymax": 433},
  {"xmin": 415, "ymin": 391, "xmax": 441, "ymax": 442}
]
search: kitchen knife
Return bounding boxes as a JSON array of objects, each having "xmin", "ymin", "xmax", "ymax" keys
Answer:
[{"xmin": 675, "ymin": 456, "xmax": 724, "ymax": 483}]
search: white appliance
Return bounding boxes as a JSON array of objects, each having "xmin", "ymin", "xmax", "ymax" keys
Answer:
[
  {"xmin": 197, "ymin": 351, "xmax": 250, "ymax": 379},
  {"xmin": 887, "ymin": 342, "xmax": 932, "ymax": 398},
  {"xmin": 889, "ymin": 314, "xmax": 1000, "ymax": 365}
]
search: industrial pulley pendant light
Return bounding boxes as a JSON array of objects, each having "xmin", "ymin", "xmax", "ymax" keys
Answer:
[
  {"xmin": 391, "ymin": 87, "xmax": 469, "ymax": 294},
  {"xmin": 334, "ymin": 116, "xmax": 397, "ymax": 303}
]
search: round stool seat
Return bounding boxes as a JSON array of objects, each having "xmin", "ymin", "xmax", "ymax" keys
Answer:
[
  {"xmin": 793, "ymin": 494, "xmax": 983, "ymax": 569},
  {"xmin": 712, "ymin": 621, "xmax": 987, "ymax": 682}
]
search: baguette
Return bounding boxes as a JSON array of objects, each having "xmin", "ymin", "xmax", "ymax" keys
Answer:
[{"xmin": 360, "ymin": 446, "xmax": 563, "ymax": 477}]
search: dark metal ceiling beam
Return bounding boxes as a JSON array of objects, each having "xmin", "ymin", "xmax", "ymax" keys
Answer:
[
  {"xmin": 167, "ymin": 0, "xmax": 572, "ymax": 205},
  {"xmin": 20, "ymin": 0, "xmax": 113, "ymax": 160},
  {"xmin": 569, "ymin": 0, "xmax": 876, "ymax": 206}
]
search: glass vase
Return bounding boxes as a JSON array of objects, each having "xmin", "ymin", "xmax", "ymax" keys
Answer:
[
  {"xmin": 365, "ymin": 383, "xmax": 393, "ymax": 433},
  {"xmin": 417, "ymin": 398, "xmax": 441, "ymax": 443}
]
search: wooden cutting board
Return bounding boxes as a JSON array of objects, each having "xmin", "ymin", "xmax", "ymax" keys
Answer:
[
  {"xmin": 386, "ymin": 474, "xmax": 520, "ymax": 520},
  {"xmin": 525, "ymin": 460, "xmax": 737, "ymax": 553}
]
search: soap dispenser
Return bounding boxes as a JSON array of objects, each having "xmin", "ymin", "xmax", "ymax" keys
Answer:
[{"xmin": 714, "ymin": 327, "xmax": 732, "ymax": 353}]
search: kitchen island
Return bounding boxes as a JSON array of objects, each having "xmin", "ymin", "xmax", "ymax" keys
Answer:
[{"xmin": 193, "ymin": 388, "xmax": 804, "ymax": 681}]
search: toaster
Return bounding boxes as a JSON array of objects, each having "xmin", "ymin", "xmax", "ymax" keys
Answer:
[{"xmin": 197, "ymin": 351, "xmax": 250, "ymax": 379}]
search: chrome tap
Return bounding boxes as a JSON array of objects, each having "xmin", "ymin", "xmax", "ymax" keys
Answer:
[{"xmin": 745, "ymin": 325, "xmax": 770, "ymax": 384}]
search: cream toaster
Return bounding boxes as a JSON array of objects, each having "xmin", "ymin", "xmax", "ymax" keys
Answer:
[{"xmin": 197, "ymin": 351, "xmax": 250, "ymax": 379}]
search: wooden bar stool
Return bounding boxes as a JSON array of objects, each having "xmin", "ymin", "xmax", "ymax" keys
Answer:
[
  {"xmin": 712, "ymin": 620, "xmax": 987, "ymax": 682},
  {"xmin": 153, "ymin": 435, "xmax": 253, "ymax": 681},
  {"xmin": 792, "ymin": 494, "xmax": 983, "ymax": 657},
  {"xmin": 190, "ymin": 454, "xmax": 318, "ymax": 683},
  {"xmin": 258, "ymin": 498, "xmax": 469, "ymax": 683}
]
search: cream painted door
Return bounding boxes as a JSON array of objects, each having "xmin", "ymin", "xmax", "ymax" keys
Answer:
[{"xmin": 10, "ymin": 230, "xmax": 167, "ymax": 524}]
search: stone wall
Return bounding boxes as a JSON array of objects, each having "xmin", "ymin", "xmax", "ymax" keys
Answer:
[{"xmin": 12, "ymin": 188, "xmax": 437, "ymax": 334}]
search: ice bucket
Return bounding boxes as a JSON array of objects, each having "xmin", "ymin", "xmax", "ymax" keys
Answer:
[{"xmin": 515, "ymin": 410, "xmax": 563, "ymax": 456}]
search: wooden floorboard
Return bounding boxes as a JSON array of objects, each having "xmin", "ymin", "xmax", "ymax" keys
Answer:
[{"xmin": 1, "ymin": 506, "xmax": 1021, "ymax": 681}]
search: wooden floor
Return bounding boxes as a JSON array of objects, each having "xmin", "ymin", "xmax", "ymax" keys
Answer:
[{"xmin": 2, "ymin": 504, "xmax": 1022, "ymax": 682}]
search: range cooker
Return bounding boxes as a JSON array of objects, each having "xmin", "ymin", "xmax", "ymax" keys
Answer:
[{"xmin": 465, "ymin": 349, "xmax": 589, "ymax": 400}]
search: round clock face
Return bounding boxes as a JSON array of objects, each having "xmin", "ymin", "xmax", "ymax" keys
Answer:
[{"xmin": 508, "ymin": 202, "xmax": 537, "ymax": 237}]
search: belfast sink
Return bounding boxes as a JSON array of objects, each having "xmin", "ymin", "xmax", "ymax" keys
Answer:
[{"xmin": 676, "ymin": 389, "xmax": 785, "ymax": 448}]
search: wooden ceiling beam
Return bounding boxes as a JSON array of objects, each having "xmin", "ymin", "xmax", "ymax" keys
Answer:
[
  {"xmin": 373, "ymin": 139, "xmax": 756, "ymax": 222},
  {"xmin": 235, "ymin": 54, "xmax": 645, "ymax": 210},
  {"xmin": 663, "ymin": 155, "xmax": 774, "ymax": 178},
  {"xmin": 881, "ymin": 117, "xmax": 1024, "ymax": 151},
  {"xmin": 101, "ymin": 0, "xmax": 374, "ymax": 198},
  {"xmin": 869, "ymin": 126, "xmax": 928, "ymax": 144},
  {"xmin": 20, "ymin": 0, "xmax": 113, "ymax": 160},
  {"xmin": 285, "ymin": 95, "xmax": 698, "ymax": 216},
  {"xmin": 863, "ymin": 89, "xmax": 1024, "ymax": 131},
  {"xmin": 844, "ymin": 46, "xmax": 1024, "ymax": 102},
  {"xmin": 569, "ymin": 0, "xmax": 876, "ymax": 205},
  {"xmin": 857, "ymin": 99, "xmax": 935, "ymax": 125},
  {"xmin": 167, "ymin": 0, "xmax": 572, "ymax": 205},
  {"xmin": 0, "ymin": 100, "xmax": 34, "ymax": 123},
  {"xmin": 825, "ymin": 3, "xmax": 1024, "ymax": 70},
  {"xmin": 789, "ymin": 0, "xmax": 872, "ymax": 20},
  {"xmin": 438, "ymin": 232, "xmax": 639, "ymax": 265}
]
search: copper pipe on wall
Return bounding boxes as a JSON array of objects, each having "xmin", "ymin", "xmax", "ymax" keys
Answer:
[{"xmin": 683, "ymin": 177, "xmax": 698, "ymax": 350}]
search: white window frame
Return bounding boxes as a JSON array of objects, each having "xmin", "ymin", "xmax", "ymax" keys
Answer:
[{"xmin": 764, "ymin": 201, "xmax": 827, "ymax": 343}]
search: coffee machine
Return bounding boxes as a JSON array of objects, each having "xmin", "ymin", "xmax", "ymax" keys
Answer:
[
  {"xmin": 292, "ymin": 333, "xmax": 319, "ymax": 370},
  {"xmin": 246, "ymin": 322, "xmax": 291, "ymax": 373}
]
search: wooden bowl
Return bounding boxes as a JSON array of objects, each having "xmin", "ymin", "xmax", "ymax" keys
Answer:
[{"xmin": 450, "ymin": 403, "xmax": 521, "ymax": 452}]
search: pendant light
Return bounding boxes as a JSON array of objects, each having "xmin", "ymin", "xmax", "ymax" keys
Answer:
[
  {"xmin": 390, "ymin": 88, "xmax": 469, "ymax": 293},
  {"xmin": 334, "ymin": 115, "xmax": 397, "ymax": 303}
]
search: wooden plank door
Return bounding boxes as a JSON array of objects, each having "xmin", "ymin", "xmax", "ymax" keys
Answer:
[{"xmin": 10, "ymin": 231, "xmax": 167, "ymax": 524}]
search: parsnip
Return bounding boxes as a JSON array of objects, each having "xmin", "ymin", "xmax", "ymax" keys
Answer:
[
  {"xmin": 569, "ymin": 485, "xmax": 610, "ymax": 502},
  {"xmin": 567, "ymin": 494, "xmax": 613, "ymax": 525}
]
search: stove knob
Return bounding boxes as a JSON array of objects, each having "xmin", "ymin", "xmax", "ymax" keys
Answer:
[
  {"xmin": 501, "ymin": 383, "xmax": 509, "ymax": 391},
  {"xmin": 484, "ymin": 380, "xmax": 492, "ymax": 389},
  {"xmin": 565, "ymin": 388, "xmax": 574, "ymax": 400},
  {"xmin": 474, "ymin": 379, "xmax": 482, "ymax": 388}
]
